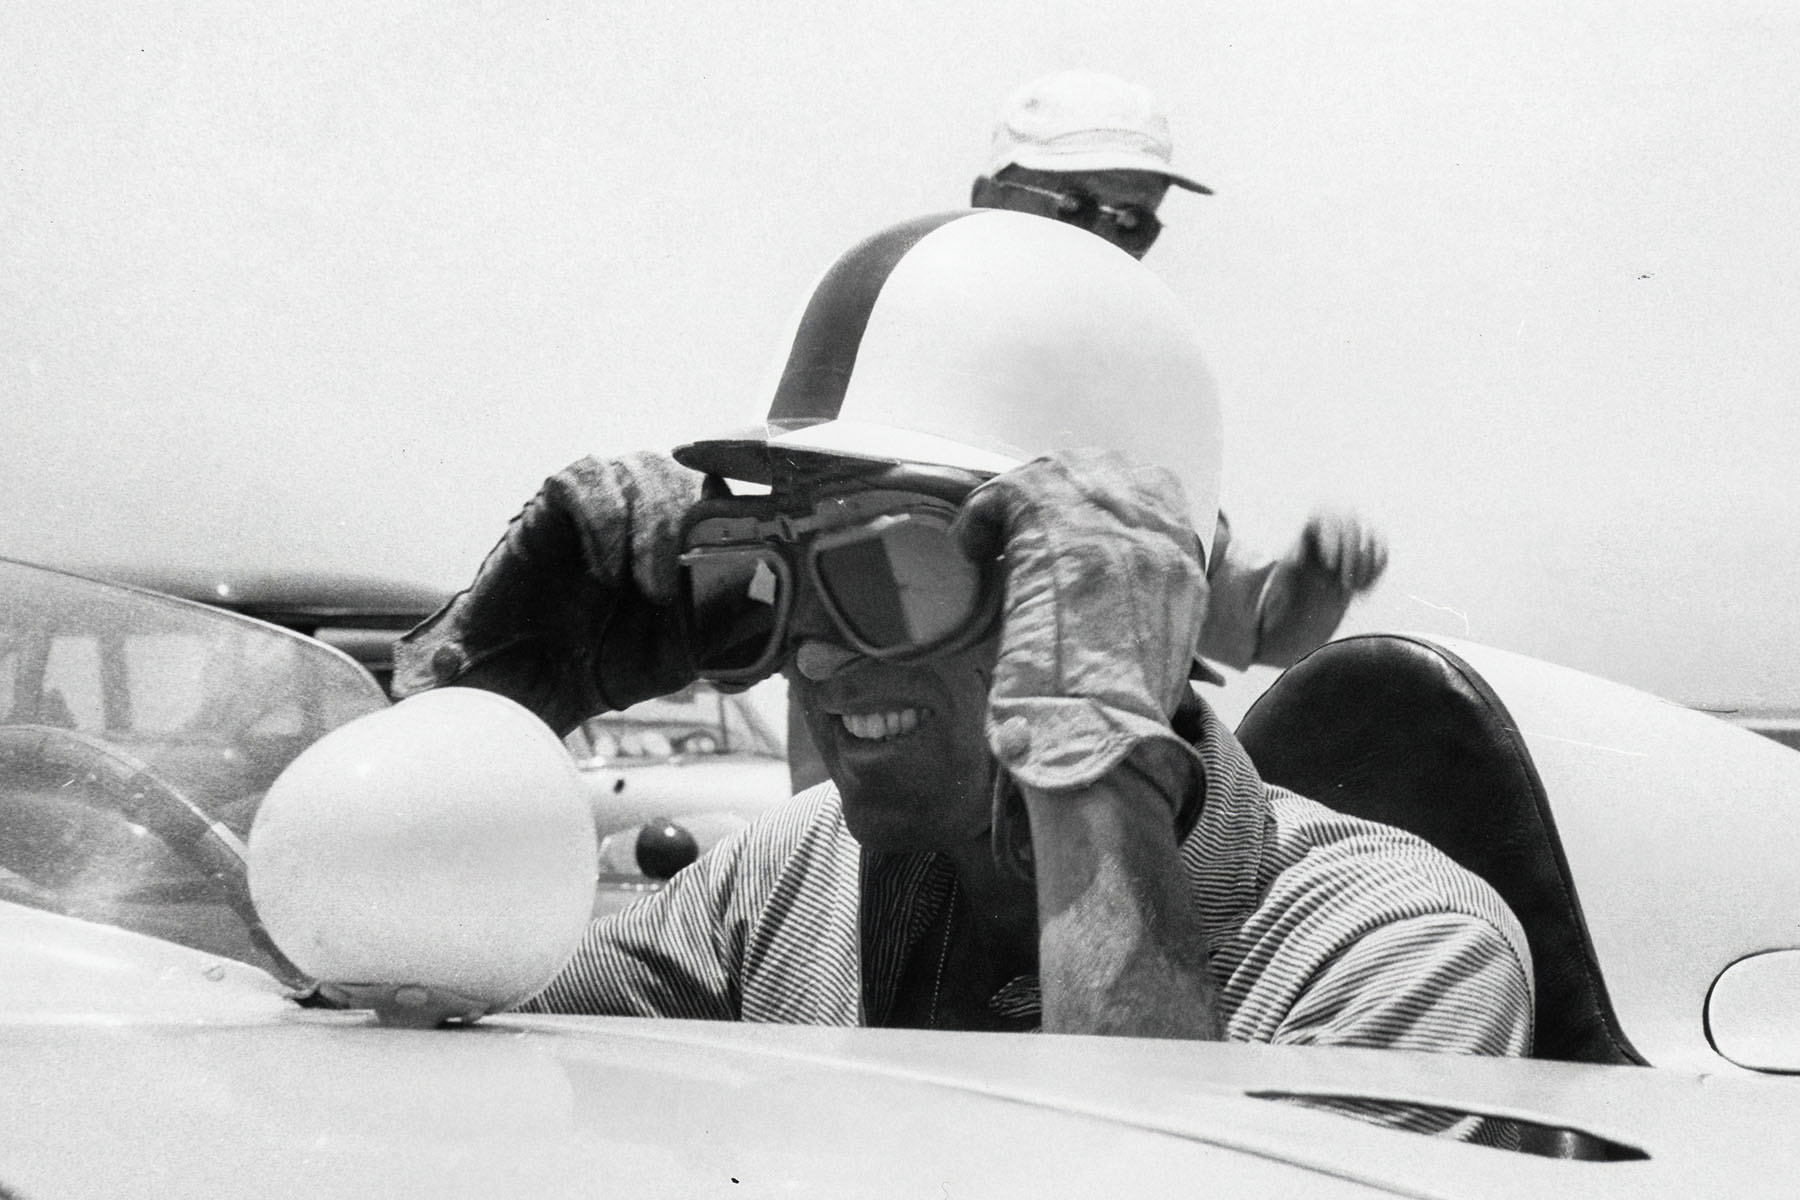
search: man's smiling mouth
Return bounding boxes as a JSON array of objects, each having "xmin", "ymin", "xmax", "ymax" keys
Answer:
[{"xmin": 840, "ymin": 708, "xmax": 928, "ymax": 741}]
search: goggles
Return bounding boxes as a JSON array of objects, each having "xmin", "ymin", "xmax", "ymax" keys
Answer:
[
  {"xmin": 990, "ymin": 179, "xmax": 1163, "ymax": 256},
  {"xmin": 678, "ymin": 486, "xmax": 1000, "ymax": 686}
]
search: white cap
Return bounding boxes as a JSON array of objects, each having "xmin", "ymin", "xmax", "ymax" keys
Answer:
[{"xmin": 985, "ymin": 70, "xmax": 1212, "ymax": 194}]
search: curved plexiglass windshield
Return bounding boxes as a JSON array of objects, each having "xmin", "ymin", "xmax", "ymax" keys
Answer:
[{"xmin": 0, "ymin": 560, "xmax": 388, "ymax": 983}]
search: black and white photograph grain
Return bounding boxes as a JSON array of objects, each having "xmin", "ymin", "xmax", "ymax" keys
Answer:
[{"xmin": 3, "ymin": 2, "xmax": 1797, "ymax": 1196}]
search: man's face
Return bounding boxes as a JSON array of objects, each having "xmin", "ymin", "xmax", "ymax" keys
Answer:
[
  {"xmin": 785, "ymin": 634, "xmax": 999, "ymax": 854},
  {"xmin": 973, "ymin": 165, "xmax": 1172, "ymax": 259},
  {"xmin": 774, "ymin": 482, "xmax": 1000, "ymax": 852}
]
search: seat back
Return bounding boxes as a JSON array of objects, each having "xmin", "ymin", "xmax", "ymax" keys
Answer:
[{"xmin": 1234, "ymin": 634, "xmax": 1641, "ymax": 1066}]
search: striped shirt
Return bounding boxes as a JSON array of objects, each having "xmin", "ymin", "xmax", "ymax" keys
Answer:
[{"xmin": 526, "ymin": 700, "xmax": 1534, "ymax": 1142}]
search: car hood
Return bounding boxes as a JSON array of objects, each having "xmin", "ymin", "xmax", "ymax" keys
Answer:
[{"xmin": 0, "ymin": 904, "xmax": 1790, "ymax": 1200}]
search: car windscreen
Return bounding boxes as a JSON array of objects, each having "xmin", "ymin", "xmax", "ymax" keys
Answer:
[{"xmin": 0, "ymin": 559, "xmax": 388, "ymax": 979}]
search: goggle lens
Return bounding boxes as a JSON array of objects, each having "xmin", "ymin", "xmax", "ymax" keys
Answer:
[
  {"xmin": 997, "ymin": 179, "xmax": 1161, "ymax": 254},
  {"xmin": 1085, "ymin": 201, "xmax": 1161, "ymax": 253},
  {"xmin": 684, "ymin": 544, "xmax": 787, "ymax": 676},
  {"xmin": 813, "ymin": 513, "xmax": 982, "ymax": 652}
]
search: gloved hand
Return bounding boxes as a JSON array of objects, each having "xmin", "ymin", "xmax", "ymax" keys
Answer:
[
  {"xmin": 392, "ymin": 452, "xmax": 703, "ymax": 735},
  {"xmin": 954, "ymin": 450, "xmax": 1209, "ymax": 813}
]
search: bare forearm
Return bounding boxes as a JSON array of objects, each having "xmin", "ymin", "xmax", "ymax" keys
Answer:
[
  {"xmin": 1024, "ymin": 763, "xmax": 1222, "ymax": 1040},
  {"xmin": 1254, "ymin": 512, "xmax": 1389, "ymax": 667},
  {"xmin": 1253, "ymin": 561, "xmax": 1352, "ymax": 667}
]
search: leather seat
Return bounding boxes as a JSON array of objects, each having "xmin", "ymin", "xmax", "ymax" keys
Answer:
[{"xmin": 1234, "ymin": 634, "xmax": 1642, "ymax": 1067}]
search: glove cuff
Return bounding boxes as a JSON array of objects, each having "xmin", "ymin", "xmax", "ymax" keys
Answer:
[{"xmin": 986, "ymin": 697, "xmax": 1202, "ymax": 806}]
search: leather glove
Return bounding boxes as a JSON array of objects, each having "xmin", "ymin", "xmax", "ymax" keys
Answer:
[
  {"xmin": 954, "ymin": 450, "xmax": 1209, "ymax": 814},
  {"xmin": 392, "ymin": 452, "xmax": 703, "ymax": 736}
]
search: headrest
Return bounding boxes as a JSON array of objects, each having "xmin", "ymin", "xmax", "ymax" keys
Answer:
[{"xmin": 1235, "ymin": 634, "xmax": 1642, "ymax": 1066}]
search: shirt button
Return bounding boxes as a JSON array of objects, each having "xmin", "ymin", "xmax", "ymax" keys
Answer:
[{"xmin": 994, "ymin": 716, "xmax": 1032, "ymax": 761}]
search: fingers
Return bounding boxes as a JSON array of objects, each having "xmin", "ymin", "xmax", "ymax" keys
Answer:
[
  {"xmin": 1349, "ymin": 526, "xmax": 1390, "ymax": 590},
  {"xmin": 620, "ymin": 453, "xmax": 704, "ymax": 604},
  {"xmin": 1302, "ymin": 511, "xmax": 1390, "ymax": 593},
  {"xmin": 536, "ymin": 453, "xmax": 705, "ymax": 606},
  {"xmin": 951, "ymin": 480, "xmax": 1011, "ymax": 564},
  {"xmin": 1303, "ymin": 515, "xmax": 1340, "ymax": 576},
  {"xmin": 956, "ymin": 451, "xmax": 1197, "ymax": 560}
]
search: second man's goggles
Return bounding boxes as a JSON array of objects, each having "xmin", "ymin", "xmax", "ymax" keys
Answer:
[{"xmin": 678, "ymin": 487, "xmax": 1000, "ymax": 685}]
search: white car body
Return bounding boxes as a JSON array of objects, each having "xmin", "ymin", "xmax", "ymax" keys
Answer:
[
  {"xmin": 1428, "ymin": 635, "xmax": 1800, "ymax": 1075},
  {"xmin": 3, "ymin": 897, "xmax": 1798, "ymax": 1199},
  {"xmin": 4, "ymin": 559, "xmax": 1799, "ymax": 1197}
]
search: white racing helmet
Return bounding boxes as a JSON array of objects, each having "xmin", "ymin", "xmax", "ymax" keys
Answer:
[
  {"xmin": 674, "ymin": 208, "xmax": 1224, "ymax": 563},
  {"xmin": 248, "ymin": 687, "xmax": 598, "ymax": 1026}
]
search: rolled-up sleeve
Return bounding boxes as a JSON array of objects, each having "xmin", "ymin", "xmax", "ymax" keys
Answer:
[{"xmin": 1273, "ymin": 913, "xmax": 1533, "ymax": 1056}]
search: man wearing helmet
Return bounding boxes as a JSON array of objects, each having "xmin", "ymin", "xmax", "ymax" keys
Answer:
[
  {"xmin": 779, "ymin": 70, "xmax": 1392, "ymax": 798},
  {"xmin": 396, "ymin": 212, "xmax": 1529, "ymax": 1143}
]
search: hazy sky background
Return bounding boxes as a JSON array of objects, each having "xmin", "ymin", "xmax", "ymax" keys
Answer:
[{"xmin": 5, "ymin": 1, "xmax": 1799, "ymax": 718}]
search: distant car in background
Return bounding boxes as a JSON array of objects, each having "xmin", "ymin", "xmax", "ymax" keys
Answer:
[
  {"xmin": 73, "ymin": 566, "xmax": 451, "ymax": 697},
  {"xmin": 567, "ymin": 682, "xmax": 790, "ymax": 916}
]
